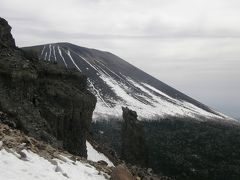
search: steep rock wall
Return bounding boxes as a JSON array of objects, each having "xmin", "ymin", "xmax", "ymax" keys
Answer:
[{"xmin": 0, "ymin": 17, "xmax": 96, "ymax": 157}]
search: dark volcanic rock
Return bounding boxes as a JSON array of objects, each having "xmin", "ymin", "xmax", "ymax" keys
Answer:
[
  {"xmin": 0, "ymin": 17, "xmax": 16, "ymax": 49},
  {"xmin": 0, "ymin": 17, "xmax": 96, "ymax": 157},
  {"xmin": 121, "ymin": 107, "xmax": 148, "ymax": 167}
]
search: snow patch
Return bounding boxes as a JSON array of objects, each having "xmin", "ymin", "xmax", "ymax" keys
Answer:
[
  {"xmin": 86, "ymin": 141, "xmax": 114, "ymax": 167},
  {"xmin": 48, "ymin": 44, "xmax": 52, "ymax": 61},
  {"xmin": 0, "ymin": 148, "xmax": 108, "ymax": 180}
]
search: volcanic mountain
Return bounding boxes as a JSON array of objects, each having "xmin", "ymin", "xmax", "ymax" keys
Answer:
[{"xmin": 23, "ymin": 43, "xmax": 228, "ymax": 120}]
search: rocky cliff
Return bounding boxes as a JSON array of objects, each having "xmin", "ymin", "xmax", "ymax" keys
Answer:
[
  {"xmin": 121, "ymin": 107, "xmax": 148, "ymax": 167},
  {"xmin": 0, "ymin": 17, "xmax": 96, "ymax": 157},
  {"xmin": 0, "ymin": 17, "xmax": 16, "ymax": 49}
]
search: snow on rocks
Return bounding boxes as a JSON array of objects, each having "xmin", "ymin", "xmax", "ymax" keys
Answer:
[
  {"xmin": 86, "ymin": 141, "xmax": 114, "ymax": 167},
  {"xmin": 0, "ymin": 148, "xmax": 108, "ymax": 180},
  {"xmin": 0, "ymin": 124, "xmax": 111, "ymax": 180}
]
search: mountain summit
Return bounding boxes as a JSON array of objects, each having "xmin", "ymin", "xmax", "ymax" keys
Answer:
[{"xmin": 24, "ymin": 43, "xmax": 229, "ymax": 120}]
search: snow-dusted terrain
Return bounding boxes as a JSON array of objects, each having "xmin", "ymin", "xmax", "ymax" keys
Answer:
[
  {"xmin": 86, "ymin": 141, "xmax": 114, "ymax": 166},
  {"xmin": 0, "ymin": 148, "xmax": 108, "ymax": 180},
  {"xmin": 23, "ymin": 43, "xmax": 229, "ymax": 120}
]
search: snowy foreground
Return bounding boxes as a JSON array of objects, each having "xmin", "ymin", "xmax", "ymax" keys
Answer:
[{"xmin": 0, "ymin": 141, "xmax": 113, "ymax": 180}]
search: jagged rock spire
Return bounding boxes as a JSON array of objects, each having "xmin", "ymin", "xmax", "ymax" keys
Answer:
[
  {"xmin": 0, "ymin": 17, "xmax": 16, "ymax": 49},
  {"xmin": 121, "ymin": 107, "xmax": 148, "ymax": 167}
]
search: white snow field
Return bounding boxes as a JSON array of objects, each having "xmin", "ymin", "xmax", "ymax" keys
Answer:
[{"xmin": 0, "ymin": 148, "xmax": 108, "ymax": 180}]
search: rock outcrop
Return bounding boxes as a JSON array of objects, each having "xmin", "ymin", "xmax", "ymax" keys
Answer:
[
  {"xmin": 121, "ymin": 107, "xmax": 148, "ymax": 167},
  {"xmin": 110, "ymin": 165, "xmax": 134, "ymax": 180},
  {"xmin": 0, "ymin": 17, "xmax": 96, "ymax": 157},
  {"xmin": 0, "ymin": 17, "xmax": 16, "ymax": 49}
]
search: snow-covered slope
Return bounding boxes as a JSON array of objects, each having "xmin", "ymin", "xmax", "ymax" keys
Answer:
[
  {"xmin": 23, "ymin": 43, "xmax": 229, "ymax": 120},
  {"xmin": 0, "ymin": 122, "xmax": 113, "ymax": 180},
  {"xmin": 0, "ymin": 148, "xmax": 108, "ymax": 180}
]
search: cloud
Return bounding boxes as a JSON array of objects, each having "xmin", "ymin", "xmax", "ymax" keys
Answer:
[{"xmin": 2, "ymin": 0, "xmax": 240, "ymax": 40}]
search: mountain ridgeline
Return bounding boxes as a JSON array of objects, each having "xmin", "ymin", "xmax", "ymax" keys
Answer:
[{"xmin": 23, "ymin": 43, "xmax": 228, "ymax": 121}]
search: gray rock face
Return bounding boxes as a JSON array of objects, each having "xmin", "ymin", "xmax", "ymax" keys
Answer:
[
  {"xmin": 121, "ymin": 107, "xmax": 148, "ymax": 167},
  {"xmin": 0, "ymin": 17, "xmax": 16, "ymax": 48},
  {"xmin": 0, "ymin": 17, "xmax": 96, "ymax": 157}
]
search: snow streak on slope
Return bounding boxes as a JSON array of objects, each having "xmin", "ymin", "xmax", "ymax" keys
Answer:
[
  {"xmin": 0, "ymin": 148, "xmax": 108, "ymax": 180},
  {"xmin": 57, "ymin": 46, "xmax": 68, "ymax": 68},
  {"xmin": 66, "ymin": 50, "xmax": 82, "ymax": 72},
  {"xmin": 86, "ymin": 141, "xmax": 114, "ymax": 166},
  {"xmin": 95, "ymin": 73, "xmax": 222, "ymax": 119},
  {"xmin": 25, "ymin": 43, "xmax": 228, "ymax": 120}
]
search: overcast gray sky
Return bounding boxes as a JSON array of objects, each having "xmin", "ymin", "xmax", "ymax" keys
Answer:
[{"xmin": 1, "ymin": 0, "xmax": 240, "ymax": 118}]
